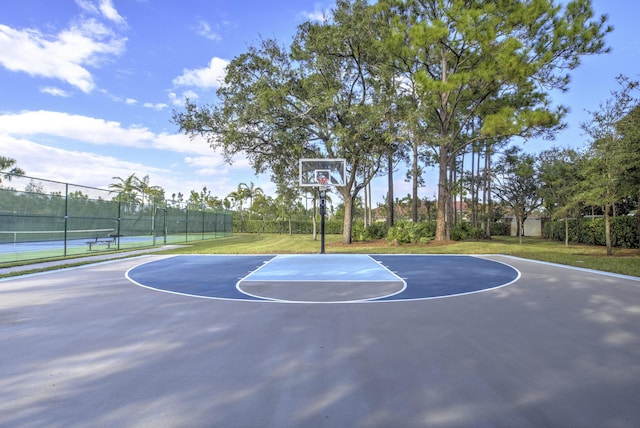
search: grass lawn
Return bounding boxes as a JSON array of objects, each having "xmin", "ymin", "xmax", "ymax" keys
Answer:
[{"xmin": 161, "ymin": 233, "xmax": 640, "ymax": 278}]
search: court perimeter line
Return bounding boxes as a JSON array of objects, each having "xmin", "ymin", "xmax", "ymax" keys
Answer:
[{"xmin": 495, "ymin": 254, "xmax": 640, "ymax": 282}]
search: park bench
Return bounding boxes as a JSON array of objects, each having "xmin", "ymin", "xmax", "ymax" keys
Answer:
[{"xmin": 87, "ymin": 234, "xmax": 117, "ymax": 250}]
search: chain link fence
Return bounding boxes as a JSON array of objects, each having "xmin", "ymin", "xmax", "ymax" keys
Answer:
[{"xmin": 0, "ymin": 174, "xmax": 232, "ymax": 264}]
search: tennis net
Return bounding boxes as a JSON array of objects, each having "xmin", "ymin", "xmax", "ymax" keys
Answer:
[{"xmin": 0, "ymin": 229, "xmax": 116, "ymax": 244}]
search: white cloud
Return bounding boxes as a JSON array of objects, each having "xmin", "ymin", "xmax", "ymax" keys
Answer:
[
  {"xmin": 0, "ymin": 21, "xmax": 126, "ymax": 93},
  {"xmin": 75, "ymin": 0, "xmax": 100, "ymax": 16},
  {"xmin": 0, "ymin": 109, "xmax": 268, "ymax": 199},
  {"xmin": 0, "ymin": 111, "xmax": 239, "ymax": 197},
  {"xmin": 143, "ymin": 102, "xmax": 169, "ymax": 111},
  {"xmin": 195, "ymin": 20, "xmax": 222, "ymax": 41},
  {"xmin": 185, "ymin": 156, "xmax": 229, "ymax": 176},
  {"xmin": 75, "ymin": 0, "xmax": 126, "ymax": 26},
  {"xmin": 0, "ymin": 132, "xmax": 249, "ymax": 198},
  {"xmin": 168, "ymin": 90, "xmax": 199, "ymax": 107},
  {"xmin": 185, "ymin": 155, "xmax": 252, "ymax": 176},
  {"xmin": 98, "ymin": 0, "xmax": 127, "ymax": 26},
  {"xmin": 0, "ymin": 110, "xmax": 214, "ymax": 155},
  {"xmin": 300, "ymin": 4, "xmax": 329, "ymax": 22},
  {"xmin": 0, "ymin": 134, "xmax": 170, "ymax": 190},
  {"xmin": 40, "ymin": 87, "xmax": 70, "ymax": 97},
  {"xmin": 173, "ymin": 57, "xmax": 229, "ymax": 90},
  {"xmin": 125, "ymin": 98, "xmax": 137, "ymax": 105}
]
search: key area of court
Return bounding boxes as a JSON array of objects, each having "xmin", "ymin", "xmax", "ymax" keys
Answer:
[{"xmin": 1, "ymin": 254, "xmax": 640, "ymax": 427}]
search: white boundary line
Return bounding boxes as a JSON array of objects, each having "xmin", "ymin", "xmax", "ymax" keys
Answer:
[
  {"xmin": 125, "ymin": 254, "xmax": 523, "ymax": 304},
  {"xmin": 492, "ymin": 254, "xmax": 640, "ymax": 282}
]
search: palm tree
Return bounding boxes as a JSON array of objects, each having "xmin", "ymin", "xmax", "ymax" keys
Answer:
[
  {"xmin": 0, "ymin": 156, "xmax": 25, "ymax": 183},
  {"xmin": 109, "ymin": 173, "xmax": 140, "ymax": 211},
  {"xmin": 136, "ymin": 175, "xmax": 151, "ymax": 208},
  {"xmin": 239, "ymin": 181, "xmax": 264, "ymax": 218}
]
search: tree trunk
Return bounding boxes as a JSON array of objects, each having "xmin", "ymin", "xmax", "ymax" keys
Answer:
[
  {"xmin": 564, "ymin": 217, "xmax": 569, "ymax": 247},
  {"xmin": 485, "ymin": 143, "xmax": 493, "ymax": 239},
  {"xmin": 450, "ymin": 164, "xmax": 456, "ymax": 227},
  {"xmin": 342, "ymin": 192, "xmax": 354, "ymax": 244},
  {"xmin": 459, "ymin": 152, "xmax": 464, "ymax": 226},
  {"xmin": 368, "ymin": 182, "xmax": 372, "ymax": 226},
  {"xmin": 363, "ymin": 183, "xmax": 368, "ymax": 227},
  {"xmin": 387, "ymin": 152, "xmax": 394, "ymax": 228},
  {"xmin": 518, "ymin": 216, "xmax": 523, "ymax": 244},
  {"xmin": 436, "ymin": 147, "xmax": 449, "ymax": 241},
  {"xmin": 412, "ymin": 141, "xmax": 419, "ymax": 222},
  {"xmin": 471, "ymin": 148, "xmax": 476, "ymax": 229},
  {"xmin": 482, "ymin": 148, "xmax": 487, "ymax": 232},
  {"xmin": 605, "ymin": 203, "xmax": 613, "ymax": 255},
  {"xmin": 637, "ymin": 192, "xmax": 640, "ymax": 249}
]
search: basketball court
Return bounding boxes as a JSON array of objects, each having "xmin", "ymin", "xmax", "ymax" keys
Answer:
[{"xmin": 2, "ymin": 253, "xmax": 640, "ymax": 427}]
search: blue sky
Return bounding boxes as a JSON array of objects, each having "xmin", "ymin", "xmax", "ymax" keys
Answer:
[{"xmin": 1, "ymin": 0, "xmax": 638, "ymax": 204}]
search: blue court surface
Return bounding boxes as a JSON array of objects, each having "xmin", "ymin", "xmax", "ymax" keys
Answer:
[{"xmin": 126, "ymin": 254, "xmax": 520, "ymax": 302}]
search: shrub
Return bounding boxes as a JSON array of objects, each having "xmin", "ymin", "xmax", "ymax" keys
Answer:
[
  {"xmin": 546, "ymin": 216, "xmax": 639, "ymax": 248},
  {"xmin": 366, "ymin": 222, "xmax": 388, "ymax": 240},
  {"xmin": 352, "ymin": 221, "xmax": 388, "ymax": 241},
  {"xmin": 450, "ymin": 222, "xmax": 471, "ymax": 241},
  {"xmin": 490, "ymin": 222, "xmax": 509, "ymax": 236},
  {"xmin": 386, "ymin": 221, "xmax": 434, "ymax": 245}
]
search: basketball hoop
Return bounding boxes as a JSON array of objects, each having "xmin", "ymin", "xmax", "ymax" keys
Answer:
[{"xmin": 315, "ymin": 169, "xmax": 330, "ymax": 190}]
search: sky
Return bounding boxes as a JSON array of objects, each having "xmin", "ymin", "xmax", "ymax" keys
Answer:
[{"xmin": 1, "ymin": 0, "xmax": 639, "ymax": 205}]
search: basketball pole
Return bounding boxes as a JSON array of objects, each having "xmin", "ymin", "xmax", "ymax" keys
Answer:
[{"xmin": 319, "ymin": 186, "xmax": 326, "ymax": 254}]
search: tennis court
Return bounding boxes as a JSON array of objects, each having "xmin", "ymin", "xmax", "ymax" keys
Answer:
[
  {"xmin": 0, "ymin": 230, "xmax": 229, "ymax": 264},
  {"xmin": 2, "ymin": 254, "xmax": 640, "ymax": 427}
]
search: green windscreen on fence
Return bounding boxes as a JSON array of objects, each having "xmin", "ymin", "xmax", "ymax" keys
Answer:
[{"xmin": 0, "ymin": 174, "xmax": 232, "ymax": 264}]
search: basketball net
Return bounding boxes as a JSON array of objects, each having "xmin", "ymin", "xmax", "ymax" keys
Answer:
[{"xmin": 317, "ymin": 177, "xmax": 328, "ymax": 192}]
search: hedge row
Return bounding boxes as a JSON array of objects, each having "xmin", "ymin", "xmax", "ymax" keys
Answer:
[
  {"xmin": 233, "ymin": 218, "xmax": 525, "ymax": 243},
  {"xmin": 544, "ymin": 216, "xmax": 639, "ymax": 248},
  {"xmin": 371, "ymin": 220, "xmax": 510, "ymax": 243},
  {"xmin": 233, "ymin": 219, "xmax": 343, "ymax": 234}
]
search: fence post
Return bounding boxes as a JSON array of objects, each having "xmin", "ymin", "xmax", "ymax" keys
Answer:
[
  {"xmin": 152, "ymin": 203, "xmax": 156, "ymax": 246},
  {"xmin": 185, "ymin": 206, "xmax": 189, "ymax": 243},
  {"xmin": 116, "ymin": 193, "xmax": 121, "ymax": 250},
  {"xmin": 164, "ymin": 202, "xmax": 168, "ymax": 244},
  {"xmin": 64, "ymin": 183, "xmax": 69, "ymax": 257}
]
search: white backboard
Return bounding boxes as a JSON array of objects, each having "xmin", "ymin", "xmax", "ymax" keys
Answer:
[{"xmin": 299, "ymin": 158, "xmax": 346, "ymax": 187}]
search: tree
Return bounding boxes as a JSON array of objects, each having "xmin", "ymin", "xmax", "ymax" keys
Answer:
[
  {"xmin": 147, "ymin": 185, "xmax": 166, "ymax": 207},
  {"xmin": 239, "ymin": 181, "xmax": 264, "ymax": 218},
  {"xmin": 377, "ymin": 0, "xmax": 611, "ymax": 240},
  {"xmin": 173, "ymin": 0, "xmax": 393, "ymax": 244},
  {"xmin": 227, "ymin": 183, "xmax": 251, "ymax": 227},
  {"xmin": 0, "ymin": 156, "xmax": 25, "ymax": 183},
  {"xmin": 109, "ymin": 173, "xmax": 140, "ymax": 212},
  {"xmin": 274, "ymin": 178, "xmax": 302, "ymax": 235},
  {"xmin": 538, "ymin": 147, "xmax": 582, "ymax": 246},
  {"xmin": 580, "ymin": 75, "xmax": 639, "ymax": 255},
  {"xmin": 492, "ymin": 146, "xmax": 542, "ymax": 244},
  {"xmin": 616, "ymin": 104, "xmax": 640, "ymax": 242}
]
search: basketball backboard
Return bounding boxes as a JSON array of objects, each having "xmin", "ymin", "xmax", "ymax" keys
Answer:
[{"xmin": 299, "ymin": 158, "xmax": 346, "ymax": 187}]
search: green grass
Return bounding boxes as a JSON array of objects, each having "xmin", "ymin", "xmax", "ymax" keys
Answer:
[
  {"xmin": 160, "ymin": 233, "xmax": 640, "ymax": 278},
  {"xmin": 2, "ymin": 233, "xmax": 638, "ymax": 279}
]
